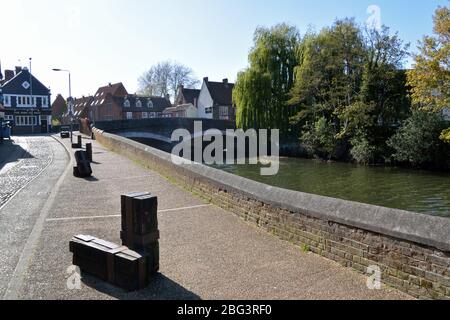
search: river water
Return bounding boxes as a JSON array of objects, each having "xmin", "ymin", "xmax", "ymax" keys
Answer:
[{"xmin": 213, "ymin": 158, "xmax": 450, "ymax": 217}]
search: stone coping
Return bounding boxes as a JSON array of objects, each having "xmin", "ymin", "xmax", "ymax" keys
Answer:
[{"xmin": 95, "ymin": 128, "xmax": 450, "ymax": 252}]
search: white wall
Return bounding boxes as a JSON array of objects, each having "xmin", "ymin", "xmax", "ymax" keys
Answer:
[{"xmin": 197, "ymin": 81, "xmax": 214, "ymax": 119}]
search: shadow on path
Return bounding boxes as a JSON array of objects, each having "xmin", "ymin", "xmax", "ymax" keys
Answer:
[
  {"xmin": 81, "ymin": 273, "xmax": 201, "ymax": 300},
  {"xmin": 0, "ymin": 140, "xmax": 34, "ymax": 171}
]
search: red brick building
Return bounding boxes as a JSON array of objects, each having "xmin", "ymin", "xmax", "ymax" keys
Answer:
[{"xmin": 51, "ymin": 94, "xmax": 66, "ymax": 124}]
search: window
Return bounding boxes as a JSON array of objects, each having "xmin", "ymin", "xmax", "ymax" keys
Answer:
[
  {"xmin": 124, "ymin": 99, "xmax": 130, "ymax": 108},
  {"xmin": 15, "ymin": 116, "xmax": 37, "ymax": 126},
  {"xmin": 5, "ymin": 115, "xmax": 14, "ymax": 121},
  {"xmin": 42, "ymin": 97, "xmax": 48, "ymax": 107},
  {"xmin": 219, "ymin": 106, "xmax": 229, "ymax": 119},
  {"xmin": 205, "ymin": 107, "xmax": 213, "ymax": 114},
  {"xmin": 126, "ymin": 112, "xmax": 133, "ymax": 120},
  {"xmin": 136, "ymin": 100, "xmax": 142, "ymax": 108},
  {"xmin": 4, "ymin": 95, "xmax": 10, "ymax": 106},
  {"xmin": 142, "ymin": 112, "xmax": 148, "ymax": 119},
  {"xmin": 147, "ymin": 100, "xmax": 153, "ymax": 108},
  {"xmin": 149, "ymin": 112, "xmax": 156, "ymax": 118}
]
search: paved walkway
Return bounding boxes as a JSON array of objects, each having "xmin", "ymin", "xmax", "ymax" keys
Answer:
[
  {"xmin": 0, "ymin": 136, "xmax": 68, "ymax": 299},
  {"xmin": 11, "ymin": 133, "xmax": 411, "ymax": 299}
]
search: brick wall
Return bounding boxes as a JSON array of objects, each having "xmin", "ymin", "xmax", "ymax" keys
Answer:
[{"xmin": 93, "ymin": 128, "xmax": 450, "ymax": 300}]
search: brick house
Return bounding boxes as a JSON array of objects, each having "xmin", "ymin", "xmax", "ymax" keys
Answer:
[
  {"xmin": 114, "ymin": 94, "xmax": 172, "ymax": 120},
  {"xmin": 73, "ymin": 95, "xmax": 94, "ymax": 121},
  {"xmin": 51, "ymin": 94, "xmax": 67, "ymax": 124},
  {"xmin": 87, "ymin": 82, "xmax": 128, "ymax": 122}
]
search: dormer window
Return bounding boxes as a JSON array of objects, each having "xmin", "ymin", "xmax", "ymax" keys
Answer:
[
  {"xmin": 147, "ymin": 100, "xmax": 153, "ymax": 108},
  {"xmin": 124, "ymin": 99, "xmax": 130, "ymax": 108},
  {"xmin": 136, "ymin": 100, "xmax": 142, "ymax": 108}
]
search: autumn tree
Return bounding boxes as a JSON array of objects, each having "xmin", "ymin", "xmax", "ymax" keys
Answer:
[{"xmin": 407, "ymin": 6, "xmax": 450, "ymax": 142}]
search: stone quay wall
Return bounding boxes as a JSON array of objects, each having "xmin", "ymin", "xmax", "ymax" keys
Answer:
[{"xmin": 93, "ymin": 128, "xmax": 450, "ymax": 299}]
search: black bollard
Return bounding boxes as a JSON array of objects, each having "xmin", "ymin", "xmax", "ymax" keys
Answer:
[
  {"xmin": 77, "ymin": 135, "xmax": 82, "ymax": 147},
  {"xmin": 86, "ymin": 143, "xmax": 93, "ymax": 163}
]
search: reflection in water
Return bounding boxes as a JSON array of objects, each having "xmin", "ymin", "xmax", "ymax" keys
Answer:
[{"xmin": 213, "ymin": 158, "xmax": 450, "ymax": 217}]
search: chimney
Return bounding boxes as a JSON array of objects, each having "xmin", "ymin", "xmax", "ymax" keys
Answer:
[
  {"xmin": 203, "ymin": 77, "xmax": 209, "ymax": 83},
  {"xmin": 222, "ymin": 78, "xmax": 228, "ymax": 84},
  {"xmin": 108, "ymin": 82, "xmax": 112, "ymax": 87},
  {"xmin": 5, "ymin": 70, "xmax": 14, "ymax": 82},
  {"xmin": 15, "ymin": 66, "xmax": 22, "ymax": 75}
]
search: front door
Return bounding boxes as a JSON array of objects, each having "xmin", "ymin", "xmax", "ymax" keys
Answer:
[{"xmin": 41, "ymin": 119, "xmax": 48, "ymax": 133}]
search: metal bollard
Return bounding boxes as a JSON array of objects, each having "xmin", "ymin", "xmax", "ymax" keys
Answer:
[
  {"xmin": 77, "ymin": 135, "xmax": 82, "ymax": 147},
  {"xmin": 86, "ymin": 143, "xmax": 93, "ymax": 163}
]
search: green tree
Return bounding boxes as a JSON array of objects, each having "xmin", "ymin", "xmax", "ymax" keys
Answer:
[
  {"xmin": 234, "ymin": 23, "xmax": 300, "ymax": 135},
  {"xmin": 338, "ymin": 26, "xmax": 410, "ymax": 162},
  {"xmin": 289, "ymin": 19, "xmax": 367, "ymax": 159},
  {"xmin": 387, "ymin": 110, "xmax": 450, "ymax": 168},
  {"xmin": 407, "ymin": 6, "xmax": 450, "ymax": 142}
]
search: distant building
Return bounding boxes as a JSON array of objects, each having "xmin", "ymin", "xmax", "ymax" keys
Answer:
[
  {"xmin": 72, "ymin": 95, "xmax": 94, "ymax": 121},
  {"xmin": 197, "ymin": 77, "xmax": 235, "ymax": 121},
  {"xmin": 175, "ymin": 85, "xmax": 200, "ymax": 108},
  {"xmin": 163, "ymin": 103, "xmax": 198, "ymax": 118},
  {"xmin": 115, "ymin": 94, "xmax": 172, "ymax": 120},
  {"xmin": 0, "ymin": 66, "xmax": 52, "ymax": 134},
  {"xmin": 51, "ymin": 94, "xmax": 67, "ymax": 124},
  {"xmin": 69, "ymin": 82, "xmax": 173, "ymax": 122},
  {"xmin": 88, "ymin": 82, "xmax": 128, "ymax": 121}
]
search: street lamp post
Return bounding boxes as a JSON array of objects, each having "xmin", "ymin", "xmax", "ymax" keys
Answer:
[{"xmin": 52, "ymin": 68, "xmax": 73, "ymax": 142}]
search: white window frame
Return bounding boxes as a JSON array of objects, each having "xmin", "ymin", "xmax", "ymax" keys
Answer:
[
  {"xmin": 124, "ymin": 100, "xmax": 131, "ymax": 108},
  {"xmin": 136, "ymin": 100, "xmax": 142, "ymax": 108},
  {"xmin": 15, "ymin": 115, "xmax": 37, "ymax": 126},
  {"xmin": 219, "ymin": 106, "xmax": 229, "ymax": 119},
  {"xmin": 4, "ymin": 95, "xmax": 11, "ymax": 106},
  {"xmin": 142, "ymin": 112, "xmax": 148, "ymax": 119},
  {"xmin": 126, "ymin": 112, "xmax": 133, "ymax": 120}
]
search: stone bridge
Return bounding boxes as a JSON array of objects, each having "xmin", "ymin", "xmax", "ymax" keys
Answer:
[{"xmin": 92, "ymin": 118, "xmax": 237, "ymax": 146}]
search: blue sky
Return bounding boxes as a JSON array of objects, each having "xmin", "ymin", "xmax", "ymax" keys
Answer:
[{"xmin": 0, "ymin": 0, "xmax": 447, "ymax": 100}]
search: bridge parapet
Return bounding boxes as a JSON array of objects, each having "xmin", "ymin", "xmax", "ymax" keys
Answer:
[{"xmin": 95, "ymin": 118, "xmax": 236, "ymax": 138}]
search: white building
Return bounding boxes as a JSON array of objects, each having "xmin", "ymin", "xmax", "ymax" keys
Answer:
[{"xmin": 197, "ymin": 77, "xmax": 235, "ymax": 121}]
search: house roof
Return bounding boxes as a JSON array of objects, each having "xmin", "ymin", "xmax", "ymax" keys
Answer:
[
  {"xmin": 205, "ymin": 80, "xmax": 234, "ymax": 106},
  {"xmin": 91, "ymin": 82, "xmax": 128, "ymax": 107},
  {"xmin": 164, "ymin": 103, "xmax": 195, "ymax": 114},
  {"xmin": 179, "ymin": 88, "xmax": 200, "ymax": 105},
  {"xmin": 1, "ymin": 68, "xmax": 50, "ymax": 96},
  {"xmin": 73, "ymin": 96, "xmax": 94, "ymax": 116},
  {"xmin": 114, "ymin": 94, "xmax": 172, "ymax": 113}
]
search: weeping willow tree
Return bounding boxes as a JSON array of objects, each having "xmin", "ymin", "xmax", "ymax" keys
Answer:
[{"xmin": 233, "ymin": 23, "xmax": 300, "ymax": 135}]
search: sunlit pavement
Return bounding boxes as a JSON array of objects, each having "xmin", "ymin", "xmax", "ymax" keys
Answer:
[{"xmin": 1, "ymin": 134, "xmax": 413, "ymax": 300}]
